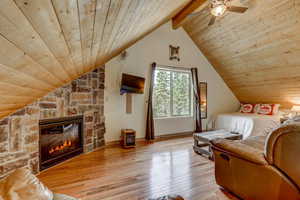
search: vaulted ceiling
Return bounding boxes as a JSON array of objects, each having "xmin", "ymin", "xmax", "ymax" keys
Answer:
[
  {"xmin": 183, "ymin": 0, "xmax": 300, "ymax": 108},
  {"xmin": 2, "ymin": 0, "xmax": 299, "ymax": 118},
  {"xmin": 0, "ymin": 0, "xmax": 190, "ymax": 118}
]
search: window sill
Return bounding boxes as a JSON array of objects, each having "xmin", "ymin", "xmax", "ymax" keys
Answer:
[{"xmin": 154, "ymin": 116, "xmax": 193, "ymax": 120}]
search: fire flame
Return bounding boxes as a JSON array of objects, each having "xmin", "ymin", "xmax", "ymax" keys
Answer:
[{"xmin": 49, "ymin": 140, "xmax": 72, "ymax": 154}]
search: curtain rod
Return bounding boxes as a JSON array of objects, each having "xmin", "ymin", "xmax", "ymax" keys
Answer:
[{"xmin": 156, "ymin": 63, "xmax": 192, "ymax": 71}]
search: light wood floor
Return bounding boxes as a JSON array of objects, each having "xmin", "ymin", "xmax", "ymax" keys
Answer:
[{"xmin": 38, "ymin": 136, "xmax": 238, "ymax": 200}]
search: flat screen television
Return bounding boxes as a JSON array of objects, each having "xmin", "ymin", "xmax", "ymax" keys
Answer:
[{"xmin": 120, "ymin": 73, "xmax": 145, "ymax": 95}]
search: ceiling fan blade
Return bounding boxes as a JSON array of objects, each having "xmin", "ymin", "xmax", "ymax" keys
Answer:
[
  {"xmin": 208, "ymin": 16, "xmax": 216, "ymax": 26},
  {"xmin": 227, "ymin": 6, "xmax": 248, "ymax": 13},
  {"xmin": 188, "ymin": 11, "xmax": 202, "ymax": 17}
]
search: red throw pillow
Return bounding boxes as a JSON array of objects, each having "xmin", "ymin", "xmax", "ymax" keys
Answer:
[
  {"xmin": 240, "ymin": 103, "xmax": 255, "ymax": 113},
  {"xmin": 257, "ymin": 104, "xmax": 275, "ymax": 115},
  {"xmin": 253, "ymin": 104, "xmax": 260, "ymax": 113}
]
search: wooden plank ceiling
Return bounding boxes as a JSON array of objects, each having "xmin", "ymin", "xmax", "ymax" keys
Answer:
[
  {"xmin": 0, "ymin": 0, "xmax": 190, "ymax": 118},
  {"xmin": 183, "ymin": 0, "xmax": 300, "ymax": 108}
]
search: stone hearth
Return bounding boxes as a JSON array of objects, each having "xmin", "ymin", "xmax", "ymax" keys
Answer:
[{"xmin": 0, "ymin": 66, "xmax": 105, "ymax": 178}]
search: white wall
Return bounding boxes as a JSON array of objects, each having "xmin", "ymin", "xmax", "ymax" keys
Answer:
[{"xmin": 104, "ymin": 22, "xmax": 239, "ymax": 142}]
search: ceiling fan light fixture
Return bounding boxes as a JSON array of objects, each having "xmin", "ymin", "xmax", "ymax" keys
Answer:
[{"xmin": 211, "ymin": 4, "xmax": 227, "ymax": 16}]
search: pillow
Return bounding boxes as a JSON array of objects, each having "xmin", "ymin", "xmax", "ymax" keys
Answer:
[
  {"xmin": 253, "ymin": 104, "xmax": 261, "ymax": 113},
  {"xmin": 257, "ymin": 104, "xmax": 275, "ymax": 115},
  {"xmin": 0, "ymin": 168, "xmax": 53, "ymax": 200},
  {"xmin": 240, "ymin": 103, "xmax": 255, "ymax": 113},
  {"xmin": 272, "ymin": 104, "xmax": 281, "ymax": 115}
]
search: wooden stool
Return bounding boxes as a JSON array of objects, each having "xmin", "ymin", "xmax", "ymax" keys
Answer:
[{"xmin": 120, "ymin": 129, "xmax": 136, "ymax": 148}]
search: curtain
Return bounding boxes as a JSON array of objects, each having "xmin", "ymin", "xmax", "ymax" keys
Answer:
[
  {"xmin": 191, "ymin": 68, "xmax": 202, "ymax": 132},
  {"xmin": 146, "ymin": 62, "xmax": 156, "ymax": 140}
]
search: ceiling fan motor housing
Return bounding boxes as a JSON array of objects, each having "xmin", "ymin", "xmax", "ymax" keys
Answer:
[
  {"xmin": 208, "ymin": 0, "xmax": 247, "ymax": 26},
  {"xmin": 210, "ymin": 0, "xmax": 229, "ymax": 17},
  {"xmin": 210, "ymin": 0, "xmax": 230, "ymax": 5}
]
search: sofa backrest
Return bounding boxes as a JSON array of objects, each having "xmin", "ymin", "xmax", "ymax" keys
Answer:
[{"xmin": 265, "ymin": 124, "xmax": 300, "ymax": 190}]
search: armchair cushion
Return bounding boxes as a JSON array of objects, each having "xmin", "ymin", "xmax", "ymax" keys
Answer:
[
  {"xmin": 212, "ymin": 135, "xmax": 268, "ymax": 165},
  {"xmin": 0, "ymin": 168, "xmax": 53, "ymax": 200},
  {"xmin": 53, "ymin": 193, "xmax": 79, "ymax": 200}
]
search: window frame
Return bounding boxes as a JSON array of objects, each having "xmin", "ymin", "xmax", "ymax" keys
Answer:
[{"xmin": 153, "ymin": 67, "xmax": 193, "ymax": 119}]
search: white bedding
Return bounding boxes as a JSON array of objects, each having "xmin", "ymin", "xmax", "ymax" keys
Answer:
[{"xmin": 214, "ymin": 112, "xmax": 280, "ymax": 139}]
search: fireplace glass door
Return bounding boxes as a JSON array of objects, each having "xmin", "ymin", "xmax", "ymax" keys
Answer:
[{"xmin": 39, "ymin": 116, "xmax": 83, "ymax": 170}]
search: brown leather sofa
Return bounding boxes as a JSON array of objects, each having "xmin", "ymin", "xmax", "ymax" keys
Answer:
[{"xmin": 211, "ymin": 124, "xmax": 300, "ymax": 200}]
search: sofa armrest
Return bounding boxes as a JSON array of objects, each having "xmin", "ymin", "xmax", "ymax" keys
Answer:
[{"xmin": 211, "ymin": 138, "xmax": 268, "ymax": 165}]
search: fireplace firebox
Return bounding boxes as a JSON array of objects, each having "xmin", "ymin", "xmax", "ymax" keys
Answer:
[{"xmin": 39, "ymin": 116, "xmax": 83, "ymax": 170}]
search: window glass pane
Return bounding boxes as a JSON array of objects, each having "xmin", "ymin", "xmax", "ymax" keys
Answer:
[
  {"xmin": 153, "ymin": 70, "xmax": 171, "ymax": 118},
  {"xmin": 172, "ymin": 72, "xmax": 190, "ymax": 116}
]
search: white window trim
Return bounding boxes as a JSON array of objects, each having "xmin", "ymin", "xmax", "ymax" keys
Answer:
[{"xmin": 153, "ymin": 67, "xmax": 193, "ymax": 119}]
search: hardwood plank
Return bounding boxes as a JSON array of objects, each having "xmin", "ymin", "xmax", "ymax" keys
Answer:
[
  {"xmin": 0, "ymin": 95, "xmax": 34, "ymax": 104},
  {"xmin": 109, "ymin": 0, "xmax": 164, "ymax": 54},
  {"xmin": 183, "ymin": 0, "xmax": 300, "ymax": 108},
  {"xmin": 0, "ymin": 63, "xmax": 54, "ymax": 91},
  {"xmin": 89, "ymin": 0, "xmax": 111, "ymax": 69},
  {"xmin": 0, "ymin": 104, "xmax": 30, "ymax": 111},
  {"xmin": 107, "ymin": 0, "xmax": 145, "ymax": 53},
  {"xmin": 0, "ymin": 35, "xmax": 62, "ymax": 87},
  {"xmin": 77, "ymin": 0, "xmax": 97, "ymax": 69},
  {"xmin": 38, "ymin": 137, "xmax": 237, "ymax": 200},
  {"xmin": 0, "ymin": 111, "xmax": 16, "ymax": 119},
  {"xmin": 108, "ymin": 0, "xmax": 154, "ymax": 56},
  {"xmin": 94, "ymin": 0, "xmax": 123, "ymax": 67},
  {"xmin": 0, "ymin": 82, "xmax": 46, "ymax": 96},
  {"xmin": 95, "ymin": 0, "xmax": 190, "ymax": 67},
  {"xmin": 14, "ymin": 0, "xmax": 77, "ymax": 80},
  {"xmin": 100, "ymin": 0, "xmax": 132, "ymax": 59},
  {"xmin": 0, "ymin": 0, "xmax": 68, "ymax": 85},
  {"xmin": 0, "ymin": 0, "xmax": 190, "ymax": 119},
  {"xmin": 51, "ymin": 0, "xmax": 83, "ymax": 75}
]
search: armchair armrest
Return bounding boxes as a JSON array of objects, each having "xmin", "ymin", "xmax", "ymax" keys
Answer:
[
  {"xmin": 211, "ymin": 138, "xmax": 268, "ymax": 165},
  {"xmin": 53, "ymin": 193, "xmax": 79, "ymax": 200}
]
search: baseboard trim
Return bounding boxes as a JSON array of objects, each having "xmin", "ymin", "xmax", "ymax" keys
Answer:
[
  {"xmin": 156, "ymin": 131, "xmax": 193, "ymax": 138},
  {"xmin": 105, "ymin": 131, "xmax": 193, "ymax": 147}
]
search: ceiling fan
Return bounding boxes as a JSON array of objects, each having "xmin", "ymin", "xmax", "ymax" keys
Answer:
[{"xmin": 189, "ymin": 0, "xmax": 248, "ymax": 26}]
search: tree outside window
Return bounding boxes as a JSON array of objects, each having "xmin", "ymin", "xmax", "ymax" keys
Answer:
[{"xmin": 153, "ymin": 68, "xmax": 192, "ymax": 118}]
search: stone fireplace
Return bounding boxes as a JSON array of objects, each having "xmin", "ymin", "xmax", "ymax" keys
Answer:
[
  {"xmin": 39, "ymin": 116, "xmax": 84, "ymax": 170},
  {"xmin": 0, "ymin": 66, "xmax": 105, "ymax": 178}
]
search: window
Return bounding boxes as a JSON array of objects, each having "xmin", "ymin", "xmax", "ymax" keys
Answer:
[{"xmin": 153, "ymin": 67, "xmax": 192, "ymax": 118}]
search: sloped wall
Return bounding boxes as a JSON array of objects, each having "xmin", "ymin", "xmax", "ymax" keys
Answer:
[
  {"xmin": 0, "ymin": 0, "xmax": 190, "ymax": 120},
  {"xmin": 0, "ymin": 67, "xmax": 105, "ymax": 178},
  {"xmin": 183, "ymin": 0, "xmax": 300, "ymax": 108}
]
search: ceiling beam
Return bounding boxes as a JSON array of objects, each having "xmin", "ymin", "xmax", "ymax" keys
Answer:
[{"xmin": 172, "ymin": 0, "xmax": 208, "ymax": 29}]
